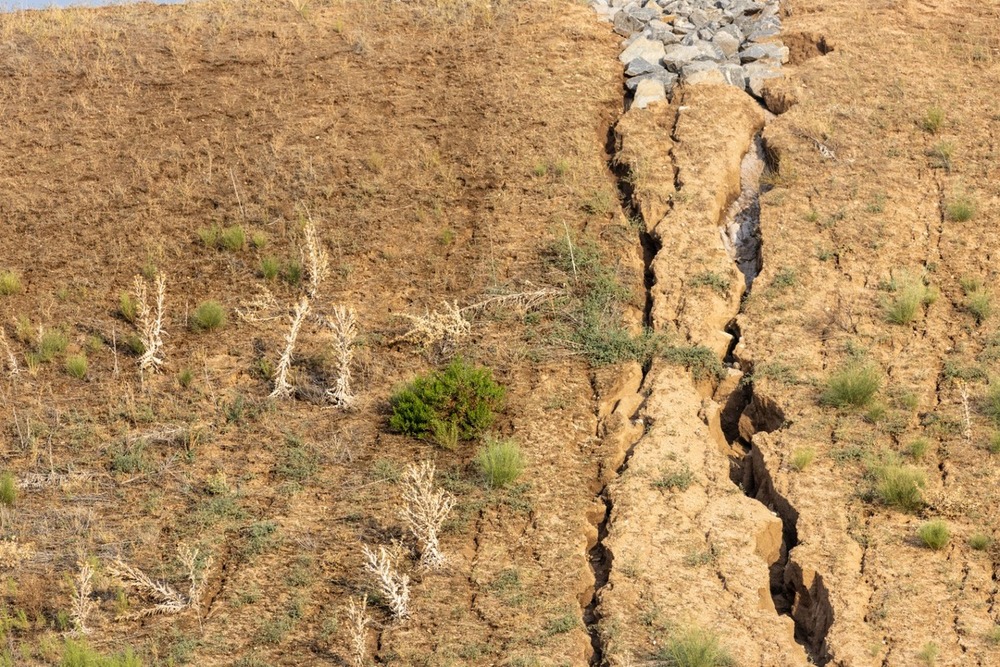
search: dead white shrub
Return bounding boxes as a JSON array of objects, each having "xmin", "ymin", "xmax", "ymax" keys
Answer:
[
  {"xmin": 270, "ymin": 296, "xmax": 311, "ymax": 399},
  {"xmin": 400, "ymin": 462, "xmax": 454, "ymax": 569},
  {"xmin": 235, "ymin": 286, "xmax": 280, "ymax": 323},
  {"xmin": 70, "ymin": 560, "xmax": 96, "ymax": 635},
  {"xmin": 132, "ymin": 273, "xmax": 167, "ymax": 373},
  {"xmin": 361, "ymin": 544, "xmax": 409, "ymax": 619},
  {"xmin": 324, "ymin": 305, "xmax": 358, "ymax": 407},
  {"xmin": 346, "ymin": 594, "xmax": 371, "ymax": 667},
  {"xmin": 461, "ymin": 288, "xmax": 562, "ymax": 317},
  {"xmin": 0, "ymin": 537, "xmax": 33, "ymax": 570},
  {"xmin": 0, "ymin": 328, "xmax": 18, "ymax": 377},
  {"xmin": 107, "ymin": 545, "xmax": 211, "ymax": 620}
]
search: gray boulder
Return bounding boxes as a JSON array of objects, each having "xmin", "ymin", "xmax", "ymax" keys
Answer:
[
  {"xmin": 739, "ymin": 43, "xmax": 789, "ymax": 63},
  {"xmin": 712, "ymin": 30, "xmax": 741, "ymax": 57},
  {"xmin": 633, "ymin": 78, "xmax": 667, "ymax": 109},
  {"xmin": 625, "ymin": 68, "xmax": 678, "ymax": 92},
  {"xmin": 625, "ymin": 57, "xmax": 661, "ymax": 76},
  {"xmin": 619, "ymin": 35, "xmax": 667, "ymax": 65}
]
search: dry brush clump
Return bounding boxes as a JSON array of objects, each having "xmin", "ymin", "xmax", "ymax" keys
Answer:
[
  {"xmin": 400, "ymin": 461, "xmax": 455, "ymax": 569},
  {"xmin": 270, "ymin": 296, "xmax": 311, "ymax": 399},
  {"xmin": 361, "ymin": 544, "xmax": 410, "ymax": 619},
  {"xmin": 106, "ymin": 545, "xmax": 211, "ymax": 619},
  {"xmin": 0, "ymin": 328, "xmax": 19, "ymax": 377}
]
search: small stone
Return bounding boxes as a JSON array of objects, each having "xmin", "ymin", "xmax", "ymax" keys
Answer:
[
  {"xmin": 619, "ymin": 35, "xmax": 667, "ymax": 65},
  {"xmin": 625, "ymin": 57, "xmax": 660, "ymax": 76},
  {"xmin": 633, "ymin": 78, "xmax": 667, "ymax": 109},
  {"xmin": 625, "ymin": 68, "xmax": 678, "ymax": 92},
  {"xmin": 744, "ymin": 61, "xmax": 782, "ymax": 96},
  {"xmin": 712, "ymin": 30, "xmax": 741, "ymax": 57}
]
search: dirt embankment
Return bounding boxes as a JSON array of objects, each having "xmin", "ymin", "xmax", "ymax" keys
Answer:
[{"xmin": 587, "ymin": 0, "xmax": 1000, "ymax": 665}]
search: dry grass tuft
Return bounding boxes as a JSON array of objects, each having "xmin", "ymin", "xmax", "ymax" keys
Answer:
[
  {"xmin": 0, "ymin": 328, "xmax": 18, "ymax": 377},
  {"xmin": 396, "ymin": 301, "xmax": 471, "ymax": 350},
  {"xmin": 302, "ymin": 212, "xmax": 330, "ymax": 299}
]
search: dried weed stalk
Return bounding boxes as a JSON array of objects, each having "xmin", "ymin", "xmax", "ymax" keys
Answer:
[
  {"xmin": 400, "ymin": 462, "xmax": 454, "ymax": 569},
  {"xmin": 345, "ymin": 594, "xmax": 371, "ymax": 667},
  {"xmin": 70, "ymin": 560, "xmax": 96, "ymax": 635},
  {"xmin": 270, "ymin": 296, "xmax": 311, "ymax": 399},
  {"xmin": 461, "ymin": 288, "xmax": 561, "ymax": 316},
  {"xmin": 324, "ymin": 305, "xmax": 358, "ymax": 408},
  {"xmin": 107, "ymin": 545, "xmax": 211, "ymax": 620},
  {"xmin": 235, "ymin": 286, "xmax": 280, "ymax": 323},
  {"xmin": 959, "ymin": 381, "xmax": 972, "ymax": 442},
  {"xmin": 133, "ymin": 273, "xmax": 167, "ymax": 373},
  {"xmin": 303, "ymin": 213, "xmax": 330, "ymax": 298},
  {"xmin": 361, "ymin": 544, "xmax": 409, "ymax": 619},
  {"xmin": 0, "ymin": 328, "xmax": 18, "ymax": 377}
]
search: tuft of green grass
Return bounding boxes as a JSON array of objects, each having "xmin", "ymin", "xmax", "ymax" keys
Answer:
[
  {"xmin": 178, "ymin": 368, "xmax": 194, "ymax": 388},
  {"xmin": 251, "ymin": 231, "xmax": 268, "ymax": 249},
  {"xmin": 927, "ymin": 141, "xmax": 954, "ymax": 171},
  {"xmin": 945, "ymin": 194, "xmax": 976, "ymax": 222},
  {"xmin": 917, "ymin": 641, "xmax": 938, "ymax": 666},
  {"xmin": 191, "ymin": 301, "xmax": 227, "ymax": 332},
  {"xmin": 789, "ymin": 448, "xmax": 816, "ymax": 471},
  {"xmin": 690, "ymin": 271, "xmax": 731, "ymax": 297},
  {"xmin": 260, "ymin": 257, "xmax": 280, "ymax": 280},
  {"xmin": 656, "ymin": 627, "xmax": 735, "ymax": 667},
  {"xmin": 920, "ymin": 107, "xmax": 944, "ymax": 134},
  {"xmin": 871, "ymin": 462, "xmax": 926, "ymax": 512},
  {"xmin": 987, "ymin": 432, "xmax": 1000, "ymax": 455},
  {"xmin": 654, "ymin": 464, "xmax": 694, "ymax": 491},
  {"xmin": 959, "ymin": 278, "xmax": 991, "ymax": 324},
  {"xmin": 119, "ymin": 291, "xmax": 138, "ymax": 323},
  {"xmin": 821, "ymin": 363, "xmax": 880, "ymax": 408},
  {"xmin": 984, "ymin": 385, "xmax": 1000, "ymax": 425},
  {"xmin": 0, "ymin": 271, "xmax": 22, "ymax": 296},
  {"xmin": 37, "ymin": 329, "xmax": 69, "ymax": 363},
  {"xmin": 968, "ymin": 533, "xmax": 992, "ymax": 551},
  {"xmin": 906, "ymin": 438, "xmax": 929, "ymax": 461},
  {"xmin": 61, "ymin": 639, "xmax": 143, "ymax": 667},
  {"xmin": 389, "ymin": 358, "xmax": 505, "ymax": 444},
  {"xmin": 220, "ymin": 226, "xmax": 246, "ymax": 251},
  {"xmin": 65, "ymin": 354, "xmax": 88, "ymax": 380},
  {"xmin": 987, "ymin": 625, "xmax": 1000, "ymax": 645},
  {"xmin": 282, "ymin": 258, "xmax": 304, "ymax": 286},
  {"xmin": 883, "ymin": 275, "xmax": 934, "ymax": 325},
  {"xmin": 476, "ymin": 437, "xmax": 524, "ymax": 489},
  {"xmin": 917, "ymin": 520, "xmax": 950, "ymax": 550},
  {"xmin": 0, "ymin": 471, "xmax": 16, "ymax": 507}
]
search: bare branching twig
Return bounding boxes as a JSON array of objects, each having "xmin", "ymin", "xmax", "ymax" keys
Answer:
[
  {"xmin": 346, "ymin": 594, "xmax": 371, "ymax": 667},
  {"xmin": 271, "ymin": 296, "xmax": 311, "ymax": 399},
  {"xmin": 361, "ymin": 545, "xmax": 409, "ymax": 619},
  {"xmin": 107, "ymin": 545, "xmax": 210, "ymax": 620},
  {"xmin": 70, "ymin": 560, "xmax": 96, "ymax": 635},
  {"xmin": 400, "ymin": 462, "xmax": 454, "ymax": 569},
  {"xmin": 324, "ymin": 305, "xmax": 358, "ymax": 408},
  {"xmin": 133, "ymin": 274, "xmax": 167, "ymax": 374}
]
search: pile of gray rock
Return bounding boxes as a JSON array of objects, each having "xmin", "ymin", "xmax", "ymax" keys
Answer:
[{"xmin": 591, "ymin": 0, "xmax": 788, "ymax": 108}]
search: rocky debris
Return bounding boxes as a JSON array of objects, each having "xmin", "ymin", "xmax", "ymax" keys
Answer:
[{"xmin": 591, "ymin": 0, "xmax": 788, "ymax": 105}]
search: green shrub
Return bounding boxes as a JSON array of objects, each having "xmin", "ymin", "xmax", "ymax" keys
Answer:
[
  {"xmin": 37, "ymin": 329, "xmax": 69, "ymax": 362},
  {"xmin": 65, "ymin": 355, "xmax": 88, "ymax": 379},
  {"xmin": 917, "ymin": 520, "xmax": 950, "ymax": 550},
  {"xmin": 968, "ymin": 533, "xmax": 992, "ymax": 551},
  {"xmin": 61, "ymin": 638, "xmax": 142, "ymax": 667},
  {"xmin": 0, "ymin": 472, "xmax": 16, "ymax": 507},
  {"xmin": 984, "ymin": 385, "xmax": 1000, "ymax": 425},
  {"xmin": 871, "ymin": 463, "xmax": 926, "ymax": 512},
  {"xmin": 0, "ymin": 271, "xmax": 22, "ymax": 296},
  {"xmin": 921, "ymin": 107, "xmax": 944, "ymax": 134},
  {"xmin": 476, "ymin": 437, "xmax": 524, "ymax": 488},
  {"xmin": 946, "ymin": 195, "xmax": 976, "ymax": 222},
  {"xmin": 821, "ymin": 363, "xmax": 880, "ymax": 408},
  {"xmin": 389, "ymin": 358, "xmax": 505, "ymax": 444},
  {"xmin": 656, "ymin": 627, "xmax": 735, "ymax": 667},
  {"xmin": 178, "ymin": 368, "xmax": 194, "ymax": 388},
  {"xmin": 251, "ymin": 231, "xmax": 268, "ymax": 249},
  {"xmin": 789, "ymin": 448, "xmax": 816, "ymax": 471},
  {"xmin": 191, "ymin": 301, "xmax": 227, "ymax": 332},
  {"xmin": 988, "ymin": 432, "xmax": 1000, "ymax": 455},
  {"xmin": 260, "ymin": 257, "xmax": 280, "ymax": 280},
  {"xmin": 690, "ymin": 271, "xmax": 731, "ymax": 297}
]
